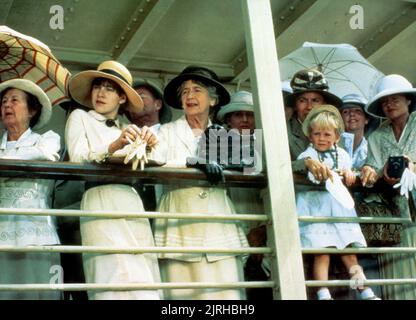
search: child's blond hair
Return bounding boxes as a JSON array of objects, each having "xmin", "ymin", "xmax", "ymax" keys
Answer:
[{"xmin": 307, "ymin": 111, "xmax": 343, "ymax": 137}]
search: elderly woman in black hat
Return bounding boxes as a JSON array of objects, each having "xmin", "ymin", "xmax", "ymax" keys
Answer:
[
  {"xmin": 151, "ymin": 66, "xmax": 248, "ymax": 300},
  {"xmin": 359, "ymin": 74, "xmax": 416, "ymax": 300},
  {"xmin": 286, "ymin": 68, "xmax": 342, "ymax": 182},
  {"xmin": 0, "ymin": 79, "xmax": 61, "ymax": 299},
  {"xmin": 66, "ymin": 60, "xmax": 161, "ymax": 300}
]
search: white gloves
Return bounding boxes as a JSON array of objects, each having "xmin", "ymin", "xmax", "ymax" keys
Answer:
[
  {"xmin": 393, "ymin": 168, "xmax": 416, "ymax": 199},
  {"xmin": 124, "ymin": 136, "xmax": 150, "ymax": 170}
]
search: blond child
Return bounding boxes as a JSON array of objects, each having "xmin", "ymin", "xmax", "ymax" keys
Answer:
[{"xmin": 296, "ymin": 105, "xmax": 380, "ymax": 300}]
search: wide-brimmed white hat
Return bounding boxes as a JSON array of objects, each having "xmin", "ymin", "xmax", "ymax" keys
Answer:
[
  {"xmin": 302, "ymin": 104, "xmax": 344, "ymax": 136},
  {"xmin": 365, "ymin": 74, "xmax": 416, "ymax": 118},
  {"xmin": 216, "ymin": 90, "xmax": 254, "ymax": 122},
  {"xmin": 69, "ymin": 60, "xmax": 143, "ymax": 113},
  {"xmin": 0, "ymin": 78, "xmax": 52, "ymax": 130}
]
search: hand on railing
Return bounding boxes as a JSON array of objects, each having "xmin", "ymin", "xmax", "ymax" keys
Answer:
[
  {"xmin": 186, "ymin": 157, "xmax": 225, "ymax": 185},
  {"xmin": 304, "ymin": 158, "xmax": 333, "ymax": 183}
]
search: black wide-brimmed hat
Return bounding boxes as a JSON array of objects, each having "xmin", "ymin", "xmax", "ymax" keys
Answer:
[
  {"xmin": 163, "ymin": 65, "xmax": 230, "ymax": 109},
  {"xmin": 286, "ymin": 68, "xmax": 342, "ymax": 108}
]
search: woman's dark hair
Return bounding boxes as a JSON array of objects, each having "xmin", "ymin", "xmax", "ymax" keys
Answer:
[
  {"xmin": 0, "ymin": 88, "xmax": 42, "ymax": 128},
  {"xmin": 405, "ymin": 93, "xmax": 416, "ymax": 114},
  {"xmin": 91, "ymin": 77, "xmax": 127, "ymax": 114},
  {"xmin": 26, "ymin": 92, "xmax": 42, "ymax": 128}
]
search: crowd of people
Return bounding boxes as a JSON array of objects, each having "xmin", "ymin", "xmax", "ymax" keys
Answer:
[{"xmin": 0, "ymin": 57, "xmax": 416, "ymax": 300}]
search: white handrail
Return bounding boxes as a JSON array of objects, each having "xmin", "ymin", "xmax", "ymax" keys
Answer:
[
  {"xmin": 0, "ymin": 281, "xmax": 274, "ymax": 292},
  {"xmin": 0, "ymin": 245, "xmax": 272, "ymax": 254},
  {"xmin": 298, "ymin": 216, "xmax": 410, "ymax": 224},
  {"xmin": 0, "ymin": 207, "xmax": 268, "ymax": 221}
]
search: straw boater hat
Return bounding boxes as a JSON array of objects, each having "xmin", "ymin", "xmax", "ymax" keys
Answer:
[
  {"xmin": 287, "ymin": 68, "xmax": 342, "ymax": 108},
  {"xmin": 132, "ymin": 79, "xmax": 172, "ymax": 124},
  {"xmin": 365, "ymin": 74, "xmax": 416, "ymax": 118},
  {"xmin": 340, "ymin": 93, "xmax": 379, "ymax": 134},
  {"xmin": 68, "ymin": 60, "xmax": 143, "ymax": 112},
  {"xmin": 302, "ymin": 104, "xmax": 344, "ymax": 136},
  {"xmin": 163, "ymin": 65, "xmax": 230, "ymax": 109},
  {"xmin": 216, "ymin": 90, "xmax": 254, "ymax": 122},
  {"xmin": 0, "ymin": 78, "xmax": 52, "ymax": 130}
]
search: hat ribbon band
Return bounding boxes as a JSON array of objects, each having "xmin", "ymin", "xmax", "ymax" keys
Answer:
[{"xmin": 99, "ymin": 69, "xmax": 129, "ymax": 85}]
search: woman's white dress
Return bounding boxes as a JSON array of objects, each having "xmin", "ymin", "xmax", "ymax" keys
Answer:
[
  {"xmin": 296, "ymin": 145, "xmax": 367, "ymax": 249},
  {"xmin": 65, "ymin": 109, "xmax": 161, "ymax": 300},
  {"xmin": 0, "ymin": 128, "xmax": 61, "ymax": 300},
  {"xmin": 150, "ymin": 116, "xmax": 249, "ymax": 300}
]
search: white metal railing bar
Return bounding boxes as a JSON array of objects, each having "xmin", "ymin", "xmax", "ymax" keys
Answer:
[
  {"xmin": 0, "ymin": 245, "xmax": 272, "ymax": 255},
  {"xmin": 3, "ymin": 278, "xmax": 416, "ymax": 291},
  {"xmin": 0, "ymin": 208, "xmax": 268, "ymax": 222},
  {"xmin": 303, "ymin": 247, "xmax": 416, "ymax": 254},
  {"xmin": 306, "ymin": 279, "xmax": 416, "ymax": 287},
  {"xmin": 298, "ymin": 216, "xmax": 410, "ymax": 224},
  {"xmin": 6, "ymin": 245, "xmax": 416, "ymax": 255},
  {"xmin": 0, "ymin": 281, "xmax": 275, "ymax": 292},
  {"xmin": 4, "ymin": 208, "xmax": 408, "ymax": 224}
]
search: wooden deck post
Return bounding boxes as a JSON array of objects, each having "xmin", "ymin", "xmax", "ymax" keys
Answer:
[{"xmin": 241, "ymin": 0, "xmax": 307, "ymax": 299}]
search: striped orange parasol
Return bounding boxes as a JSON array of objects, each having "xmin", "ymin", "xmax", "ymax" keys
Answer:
[{"xmin": 0, "ymin": 25, "xmax": 71, "ymax": 106}]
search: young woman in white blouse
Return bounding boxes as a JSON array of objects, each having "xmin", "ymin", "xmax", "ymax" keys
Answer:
[{"xmin": 66, "ymin": 60, "xmax": 161, "ymax": 300}]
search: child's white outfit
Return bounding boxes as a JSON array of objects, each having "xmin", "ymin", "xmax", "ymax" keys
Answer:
[{"xmin": 296, "ymin": 145, "xmax": 367, "ymax": 249}]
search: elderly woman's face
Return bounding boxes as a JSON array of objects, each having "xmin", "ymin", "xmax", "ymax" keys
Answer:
[
  {"xmin": 1, "ymin": 88, "xmax": 34, "ymax": 130},
  {"xmin": 180, "ymin": 80, "xmax": 215, "ymax": 117},
  {"xmin": 381, "ymin": 94, "xmax": 410, "ymax": 121},
  {"xmin": 295, "ymin": 92, "xmax": 325, "ymax": 122}
]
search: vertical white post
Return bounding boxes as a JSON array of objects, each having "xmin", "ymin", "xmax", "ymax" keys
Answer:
[{"xmin": 241, "ymin": 0, "xmax": 307, "ymax": 299}]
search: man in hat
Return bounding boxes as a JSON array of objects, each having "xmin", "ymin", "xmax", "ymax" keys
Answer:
[
  {"xmin": 128, "ymin": 80, "xmax": 172, "ymax": 133},
  {"xmin": 127, "ymin": 80, "xmax": 172, "ymax": 211},
  {"xmin": 339, "ymin": 94, "xmax": 378, "ymax": 170},
  {"xmin": 286, "ymin": 68, "xmax": 342, "ymax": 181}
]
